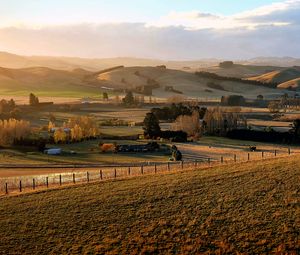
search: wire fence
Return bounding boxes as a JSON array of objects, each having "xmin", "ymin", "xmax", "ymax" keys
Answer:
[{"xmin": 0, "ymin": 148, "xmax": 293, "ymax": 196}]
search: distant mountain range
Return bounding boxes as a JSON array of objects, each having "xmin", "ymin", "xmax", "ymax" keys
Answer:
[{"xmin": 0, "ymin": 51, "xmax": 300, "ymax": 71}]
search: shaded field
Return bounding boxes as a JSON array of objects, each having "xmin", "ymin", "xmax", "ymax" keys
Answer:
[{"xmin": 1, "ymin": 156, "xmax": 300, "ymax": 254}]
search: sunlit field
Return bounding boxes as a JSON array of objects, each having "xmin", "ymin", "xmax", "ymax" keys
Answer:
[{"xmin": 1, "ymin": 156, "xmax": 300, "ymax": 254}]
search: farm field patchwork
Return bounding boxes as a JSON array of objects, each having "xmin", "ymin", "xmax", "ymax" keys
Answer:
[{"xmin": 0, "ymin": 156, "xmax": 300, "ymax": 254}]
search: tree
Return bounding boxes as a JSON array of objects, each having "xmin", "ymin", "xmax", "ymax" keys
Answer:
[
  {"xmin": 257, "ymin": 95, "xmax": 264, "ymax": 100},
  {"xmin": 29, "ymin": 93, "xmax": 39, "ymax": 106},
  {"xmin": 172, "ymin": 111, "xmax": 201, "ymax": 139},
  {"xmin": 219, "ymin": 61, "xmax": 234, "ymax": 68},
  {"xmin": 67, "ymin": 116, "xmax": 99, "ymax": 139},
  {"xmin": 122, "ymin": 91, "xmax": 135, "ymax": 106},
  {"xmin": 268, "ymin": 101, "xmax": 281, "ymax": 113},
  {"xmin": 48, "ymin": 121, "xmax": 55, "ymax": 132},
  {"xmin": 221, "ymin": 95, "xmax": 245, "ymax": 106},
  {"xmin": 103, "ymin": 92, "xmax": 109, "ymax": 101},
  {"xmin": 292, "ymin": 119, "xmax": 300, "ymax": 138},
  {"xmin": 53, "ymin": 128, "xmax": 67, "ymax": 144},
  {"xmin": 143, "ymin": 112, "xmax": 161, "ymax": 138},
  {"xmin": 71, "ymin": 124, "xmax": 83, "ymax": 141}
]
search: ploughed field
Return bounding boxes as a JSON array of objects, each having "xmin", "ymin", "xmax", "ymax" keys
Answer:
[{"xmin": 0, "ymin": 156, "xmax": 300, "ymax": 254}]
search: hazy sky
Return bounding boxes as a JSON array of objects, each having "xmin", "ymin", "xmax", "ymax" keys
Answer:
[{"xmin": 0, "ymin": 0, "xmax": 299, "ymax": 59}]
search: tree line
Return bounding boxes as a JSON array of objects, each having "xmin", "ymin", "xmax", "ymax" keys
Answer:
[{"xmin": 151, "ymin": 103, "xmax": 207, "ymax": 121}]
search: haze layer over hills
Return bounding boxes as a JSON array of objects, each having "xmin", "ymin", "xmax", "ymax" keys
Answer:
[{"xmin": 0, "ymin": 51, "xmax": 299, "ymax": 99}]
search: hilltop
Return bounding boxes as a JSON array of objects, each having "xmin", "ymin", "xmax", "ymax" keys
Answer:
[{"xmin": 0, "ymin": 156, "xmax": 299, "ymax": 254}]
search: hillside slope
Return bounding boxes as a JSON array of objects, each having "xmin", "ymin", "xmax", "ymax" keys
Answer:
[
  {"xmin": 0, "ymin": 65, "xmax": 287, "ymax": 98},
  {"xmin": 248, "ymin": 67, "xmax": 300, "ymax": 89},
  {"xmin": 199, "ymin": 64, "xmax": 283, "ymax": 78},
  {"xmin": 0, "ymin": 66, "xmax": 104, "ymax": 96},
  {"xmin": 96, "ymin": 66, "xmax": 284, "ymax": 99},
  {"xmin": 278, "ymin": 78, "xmax": 300, "ymax": 90},
  {"xmin": 0, "ymin": 156, "xmax": 299, "ymax": 254}
]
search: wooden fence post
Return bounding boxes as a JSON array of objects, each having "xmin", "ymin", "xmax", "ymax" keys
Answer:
[
  {"xmin": 248, "ymin": 153, "xmax": 250, "ymax": 161},
  {"xmin": 167, "ymin": 162, "xmax": 170, "ymax": 171},
  {"xmin": 5, "ymin": 183, "xmax": 8, "ymax": 195},
  {"xmin": 46, "ymin": 177, "xmax": 49, "ymax": 188},
  {"xmin": 221, "ymin": 156, "xmax": 223, "ymax": 163},
  {"xmin": 73, "ymin": 173, "xmax": 75, "ymax": 184},
  {"xmin": 100, "ymin": 170, "xmax": 103, "ymax": 180},
  {"xmin": 275, "ymin": 150, "xmax": 277, "ymax": 157},
  {"xmin": 288, "ymin": 148, "xmax": 291, "ymax": 155},
  {"xmin": 87, "ymin": 172, "xmax": 90, "ymax": 182},
  {"xmin": 262, "ymin": 151, "xmax": 264, "ymax": 158},
  {"xmin": 19, "ymin": 180, "xmax": 22, "ymax": 192},
  {"xmin": 154, "ymin": 164, "xmax": 157, "ymax": 173},
  {"xmin": 234, "ymin": 154, "xmax": 236, "ymax": 162},
  {"xmin": 114, "ymin": 168, "xmax": 117, "ymax": 178},
  {"xmin": 59, "ymin": 175, "xmax": 62, "ymax": 186},
  {"xmin": 32, "ymin": 178, "xmax": 35, "ymax": 190},
  {"xmin": 128, "ymin": 167, "xmax": 131, "ymax": 176}
]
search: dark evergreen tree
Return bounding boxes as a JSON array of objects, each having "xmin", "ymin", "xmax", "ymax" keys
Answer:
[
  {"xmin": 292, "ymin": 119, "xmax": 300, "ymax": 139},
  {"xmin": 143, "ymin": 112, "xmax": 161, "ymax": 138},
  {"xmin": 103, "ymin": 92, "xmax": 109, "ymax": 100},
  {"xmin": 122, "ymin": 91, "xmax": 135, "ymax": 106},
  {"xmin": 29, "ymin": 93, "xmax": 39, "ymax": 106}
]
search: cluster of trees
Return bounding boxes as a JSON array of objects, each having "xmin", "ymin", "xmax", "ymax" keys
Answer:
[
  {"xmin": 219, "ymin": 61, "xmax": 234, "ymax": 68},
  {"xmin": 0, "ymin": 119, "xmax": 31, "ymax": 146},
  {"xmin": 221, "ymin": 95, "xmax": 246, "ymax": 106},
  {"xmin": 172, "ymin": 111, "xmax": 201, "ymax": 139},
  {"xmin": 29, "ymin": 93, "xmax": 39, "ymax": 106},
  {"xmin": 203, "ymin": 107, "xmax": 246, "ymax": 135},
  {"xmin": 49, "ymin": 116, "xmax": 100, "ymax": 144},
  {"xmin": 143, "ymin": 112, "xmax": 187, "ymax": 142},
  {"xmin": 14, "ymin": 138, "xmax": 46, "ymax": 152},
  {"xmin": 151, "ymin": 103, "xmax": 207, "ymax": 121},
  {"xmin": 195, "ymin": 71, "xmax": 278, "ymax": 88},
  {"xmin": 0, "ymin": 99, "xmax": 19, "ymax": 119},
  {"xmin": 227, "ymin": 129, "xmax": 298, "ymax": 144}
]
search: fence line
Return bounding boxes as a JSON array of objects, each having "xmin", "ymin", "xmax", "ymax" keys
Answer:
[{"xmin": 0, "ymin": 148, "xmax": 294, "ymax": 196}]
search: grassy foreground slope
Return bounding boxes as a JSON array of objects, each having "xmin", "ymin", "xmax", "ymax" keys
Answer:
[{"xmin": 1, "ymin": 157, "xmax": 300, "ymax": 254}]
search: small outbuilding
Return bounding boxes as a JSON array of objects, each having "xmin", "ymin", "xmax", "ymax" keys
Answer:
[{"xmin": 44, "ymin": 148, "xmax": 62, "ymax": 155}]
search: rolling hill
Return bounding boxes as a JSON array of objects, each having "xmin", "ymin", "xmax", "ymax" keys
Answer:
[
  {"xmin": 278, "ymin": 78, "xmax": 300, "ymax": 90},
  {"xmin": 0, "ymin": 66, "xmax": 103, "ymax": 97},
  {"xmin": 0, "ymin": 156, "xmax": 299, "ymax": 254},
  {"xmin": 248, "ymin": 67, "xmax": 300, "ymax": 90},
  {"xmin": 0, "ymin": 65, "xmax": 288, "ymax": 99},
  {"xmin": 199, "ymin": 64, "xmax": 284, "ymax": 78},
  {"xmin": 94, "ymin": 66, "xmax": 285, "ymax": 99}
]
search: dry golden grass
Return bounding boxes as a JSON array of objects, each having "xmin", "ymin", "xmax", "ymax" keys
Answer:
[{"xmin": 0, "ymin": 156, "xmax": 300, "ymax": 254}]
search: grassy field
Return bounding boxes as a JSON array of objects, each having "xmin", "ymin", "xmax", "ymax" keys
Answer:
[{"xmin": 0, "ymin": 156, "xmax": 300, "ymax": 254}]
